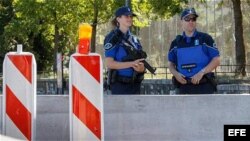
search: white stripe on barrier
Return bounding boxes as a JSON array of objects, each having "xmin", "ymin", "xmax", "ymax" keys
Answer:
[
  {"xmin": 71, "ymin": 56, "xmax": 101, "ymax": 111},
  {"xmin": 3, "ymin": 49, "xmax": 37, "ymax": 141},
  {"xmin": 69, "ymin": 52, "xmax": 104, "ymax": 141},
  {"xmin": 72, "ymin": 115, "xmax": 100, "ymax": 141},
  {"xmin": 5, "ymin": 115, "xmax": 26, "ymax": 140}
]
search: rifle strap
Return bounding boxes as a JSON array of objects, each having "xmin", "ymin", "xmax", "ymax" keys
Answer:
[{"xmin": 120, "ymin": 34, "xmax": 139, "ymax": 52}]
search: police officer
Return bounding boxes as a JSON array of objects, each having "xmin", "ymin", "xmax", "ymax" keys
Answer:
[
  {"xmin": 168, "ymin": 8, "xmax": 220, "ymax": 94},
  {"xmin": 103, "ymin": 6, "xmax": 145, "ymax": 94}
]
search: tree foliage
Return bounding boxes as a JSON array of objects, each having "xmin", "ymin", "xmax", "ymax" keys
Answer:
[
  {"xmin": 147, "ymin": 0, "xmax": 188, "ymax": 19},
  {"xmin": 0, "ymin": 0, "xmax": 14, "ymax": 70},
  {"xmin": 0, "ymin": 0, "xmax": 86, "ymax": 72},
  {"xmin": 5, "ymin": 0, "xmax": 243, "ymax": 75}
]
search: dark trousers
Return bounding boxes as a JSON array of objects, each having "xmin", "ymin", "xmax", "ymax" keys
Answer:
[
  {"xmin": 177, "ymin": 82, "xmax": 215, "ymax": 94},
  {"xmin": 111, "ymin": 82, "xmax": 141, "ymax": 95}
]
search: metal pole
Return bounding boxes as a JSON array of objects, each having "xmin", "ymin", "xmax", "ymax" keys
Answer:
[
  {"xmin": 206, "ymin": 0, "xmax": 208, "ymax": 32},
  {"xmin": 125, "ymin": 0, "xmax": 129, "ymax": 6},
  {"xmin": 214, "ymin": 0, "xmax": 216, "ymax": 38}
]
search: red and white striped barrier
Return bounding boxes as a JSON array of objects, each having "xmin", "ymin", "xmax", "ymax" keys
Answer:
[
  {"xmin": 69, "ymin": 52, "xmax": 104, "ymax": 141},
  {"xmin": 2, "ymin": 44, "xmax": 36, "ymax": 141}
]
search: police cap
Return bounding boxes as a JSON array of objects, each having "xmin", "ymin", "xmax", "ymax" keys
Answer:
[
  {"xmin": 115, "ymin": 6, "xmax": 136, "ymax": 17},
  {"xmin": 181, "ymin": 8, "xmax": 198, "ymax": 19}
]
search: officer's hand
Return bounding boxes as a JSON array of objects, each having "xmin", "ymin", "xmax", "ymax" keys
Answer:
[
  {"xmin": 191, "ymin": 71, "xmax": 204, "ymax": 85},
  {"xmin": 132, "ymin": 59, "xmax": 145, "ymax": 72},
  {"xmin": 175, "ymin": 73, "xmax": 187, "ymax": 84}
]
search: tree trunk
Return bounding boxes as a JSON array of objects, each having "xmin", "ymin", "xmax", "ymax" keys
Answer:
[
  {"xmin": 91, "ymin": 18, "xmax": 97, "ymax": 53},
  {"xmin": 53, "ymin": 24, "xmax": 59, "ymax": 72},
  {"xmin": 91, "ymin": 0, "xmax": 98, "ymax": 53},
  {"xmin": 231, "ymin": 0, "xmax": 246, "ymax": 76}
]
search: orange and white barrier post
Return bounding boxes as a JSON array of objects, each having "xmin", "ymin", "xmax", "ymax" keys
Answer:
[
  {"xmin": 2, "ymin": 44, "xmax": 37, "ymax": 141},
  {"xmin": 69, "ymin": 23, "xmax": 104, "ymax": 141}
]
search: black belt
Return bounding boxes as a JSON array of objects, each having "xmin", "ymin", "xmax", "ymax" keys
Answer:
[
  {"xmin": 172, "ymin": 76, "xmax": 208, "ymax": 88},
  {"xmin": 185, "ymin": 77, "xmax": 208, "ymax": 84},
  {"xmin": 116, "ymin": 76, "xmax": 134, "ymax": 83},
  {"xmin": 116, "ymin": 75, "xmax": 143, "ymax": 83}
]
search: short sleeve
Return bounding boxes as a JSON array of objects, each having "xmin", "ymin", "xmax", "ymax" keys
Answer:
[
  {"xmin": 203, "ymin": 34, "xmax": 220, "ymax": 59},
  {"xmin": 103, "ymin": 31, "xmax": 118, "ymax": 58},
  {"xmin": 168, "ymin": 40, "xmax": 177, "ymax": 64}
]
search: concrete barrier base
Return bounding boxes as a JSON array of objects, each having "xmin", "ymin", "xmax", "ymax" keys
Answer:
[{"xmin": 1, "ymin": 95, "xmax": 250, "ymax": 141}]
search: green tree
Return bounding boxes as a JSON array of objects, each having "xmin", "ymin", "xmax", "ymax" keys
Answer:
[
  {"xmin": 0, "ymin": 0, "xmax": 14, "ymax": 72},
  {"xmin": 1, "ymin": 0, "xmax": 86, "ymax": 72},
  {"xmin": 1, "ymin": 0, "xmax": 189, "ymax": 73},
  {"xmin": 80, "ymin": 0, "xmax": 118, "ymax": 52},
  {"xmin": 147, "ymin": 0, "xmax": 188, "ymax": 19},
  {"xmin": 79, "ymin": 0, "xmax": 188, "ymax": 57},
  {"xmin": 38, "ymin": 0, "xmax": 85, "ymax": 71}
]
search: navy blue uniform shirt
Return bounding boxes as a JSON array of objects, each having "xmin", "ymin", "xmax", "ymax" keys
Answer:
[
  {"xmin": 104, "ymin": 29, "xmax": 142, "ymax": 77},
  {"xmin": 168, "ymin": 30, "xmax": 220, "ymax": 77}
]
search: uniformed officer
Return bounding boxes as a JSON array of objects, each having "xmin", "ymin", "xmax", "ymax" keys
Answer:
[
  {"xmin": 103, "ymin": 6, "xmax": 145, "ymax": 94},
  {"xmin": 168, "ymin": 7, "xmax": 220, "ymax": 94}
]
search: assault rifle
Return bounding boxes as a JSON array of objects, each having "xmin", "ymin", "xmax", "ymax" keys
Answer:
[
  {"xmin": 108, "ymin": 29, "xmax": 156, "ymax": 75},
  {"xmin": 122, "ymin": 45, "xmax": 156, "ymax": 75}
]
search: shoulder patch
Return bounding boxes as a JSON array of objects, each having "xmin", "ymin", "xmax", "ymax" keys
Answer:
[
  {"xmin": 104, "ymin": 43, "xmax": 113, "ymax": 50},
  {"xmin": 213, "ymin": 43, "xmax": 217, "ymax": 48}
]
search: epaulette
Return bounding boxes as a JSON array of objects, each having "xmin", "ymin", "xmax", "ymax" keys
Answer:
[
  {"xmin": 175, "ymin": 35, "xmax": 183, "ymax": 43},
  {"xmin": 175, "ymin": 35, "xmax": 183, "ymax": 47}
]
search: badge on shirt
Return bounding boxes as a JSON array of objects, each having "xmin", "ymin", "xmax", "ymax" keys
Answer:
[
  {"xmin": 195, "ymin": 39, "xmax": 199, "ymax": 45},
  {"xmin": 104, "ymin": 43, "xmax": 113, "ymax": 50}
]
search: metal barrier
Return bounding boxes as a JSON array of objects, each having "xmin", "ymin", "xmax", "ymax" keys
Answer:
[
  {"xmin": 143, "ymin": 65, "xmax": 250, "ymax": 79},
  {"xmin": 33, "ymin": 64, "xmax": 250, "ymax": 80},
  {"xmin": 0, "ymin": 65, "xmax": 250, "ymax": 95}
]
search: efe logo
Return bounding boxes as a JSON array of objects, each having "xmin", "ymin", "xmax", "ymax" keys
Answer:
[
  {"xmin": 228, "ymin": 129, "xmax": 246, "ymax": 136},
  {"xmin": 224, "ymin": 125, "xmax": 250, "ymax": 141}
]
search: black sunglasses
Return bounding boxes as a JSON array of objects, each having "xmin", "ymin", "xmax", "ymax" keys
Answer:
[{"xmin": 184, "ymin": 17, "xmax": 197, "ymax": 22}]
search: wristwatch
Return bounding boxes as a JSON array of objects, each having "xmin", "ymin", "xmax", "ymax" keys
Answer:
[{"xmin": 200, "ymin": 68, "xmax": 206, "ymax": 74}]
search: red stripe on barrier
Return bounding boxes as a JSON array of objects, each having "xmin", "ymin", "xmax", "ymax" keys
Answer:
[
  {"xmin": 73, "ymin": 56, "xmax": 100, "ymax": 83},
  {"xmin": 6, "ymin": 85, "xmax": 31, "ymax": 141},
  {"xmin": 72, "ymin": 86, "xmax": 101, "ymax": 140},
  {"xmin": 8, "ymin": 55, "xmax": 32, "ymax": 83}
]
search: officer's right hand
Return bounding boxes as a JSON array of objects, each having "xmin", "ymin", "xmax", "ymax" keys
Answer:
[
  {"xmin": 174, "ymin": 73, "xmax": 187, "ymax": 84},
  {"xmin": 132, "ymin": 58, "xmax": 145, "ymax": 72}
]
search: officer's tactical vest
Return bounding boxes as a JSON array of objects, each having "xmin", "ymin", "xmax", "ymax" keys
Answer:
[{"xmin": 175, "ymin": 35, "xmax": 209, "ymax": 78}]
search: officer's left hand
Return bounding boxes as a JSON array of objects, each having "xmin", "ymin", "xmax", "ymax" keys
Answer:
[{"xmin": 191, "ymin": 71, "xmax": 204, "ymax": 85}]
